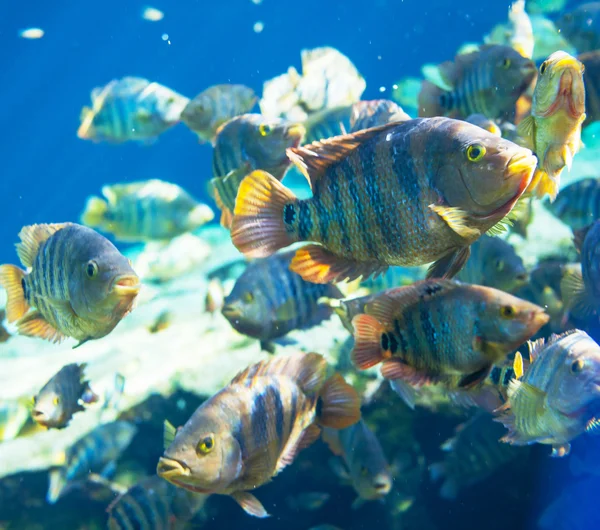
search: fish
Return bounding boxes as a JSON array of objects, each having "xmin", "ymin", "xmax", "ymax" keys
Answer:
[
  {"xmin": 360, "ymin": 266, "xmax": 426, "ymax": 294},
  {"xmin": 32, "ymin": 363, "xmax": 98, "ymax": 429},
  {"xmin": 578, "ymin": 51, "xmax": 600, "ymax": 127},
  {"xmin": 205, "ymin": 278, "xmax": 226, "ymax": 314},
  {"xmin": 547, "ymin": 177, "xmax": 600, "ymax": 231},
  {"xmin": 147, "ymin": 309, "xmax": 172, "ymax": 333},
  {"xmin": 285, "ymin": 491, "xmax": 331, "ymax": 511},
  {"xmin": 429, "ymin": 412, "xmax": 527, "ymax": 500},
  {"xmin": 157, "ymin": 352, "xmax": 361, "ymax": 518},
  {"xmin": 456, "ymin": 235, "xmax": 527, "ymax": 293},
  {"xmin": 517, "ymin": 51, "xmax": 586, "ymax": 201},
  {"xmin": 391, "ymin": 77, "xmax": 421, "ymax": 115},
  {"xmin": 530, "ymin": 15, "xmax": 577, "ymax": 62},
  {"xmin": 0, "ymin": 309, "xmax": 10, "ymax": 343},
  {"xmin": 495, "ymin": 330, "xmax": 600, "ymax": 457},
  {"xmin": 231, "ymin": 118, "xmax": 537, "ymax": 284},
  {"xmin": 464, "ymin": 114, "xmax": 501, "ymax": 136},
  {"xmin": 221, "ymin": 250, "xmax": 342, "ymax": 353},
  {"xmin": 0, "ymin": 223, "xmax": 140, "ymax": 346},
  {"xmin": 350, "ymin": 280, "xmax": 548, "ymax": 408},
  {"xmin": 0, "ymin": 400, "xmax": 30, "ymax": 441},
  {"xmin": 210, "ymin": 114, "xmax": 305, "ymax": 228},
  {"xmin": 322, "ymin": 419, "xmax": 392, "ymax": 508},
  {"xmin": 80, "ymin": 179, "xmax": 214, "ymax": 242},
  {"xmin": 77, "ymin": 77, "xmax": 189, "ymax": 143},
  {"xmin": 484, "ymin": 0, "xmax": 534, "ymax": 59},
  {"xmin": 180, "ymin": 84, "xmax": 257, "ymax": 144},
  {"xmin": 418, "ymin": 45, "xmax": 536, "ymax": 121},
  {"xmin": 349, "ymin": 100, "xmax": 410, "ymax": 132},
  {"xmin": 556, "ymin": 3, "xmax": 600, "ymax": 54},
  {"xmin": 304, "ymin": 106, "xmax": 352, "ymax": 143},
  {"xmin": 47, "ymin": 421, "xmax": 137, "ymax": 503}
]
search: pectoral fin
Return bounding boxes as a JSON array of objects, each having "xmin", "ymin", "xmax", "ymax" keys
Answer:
[{"xmin": 231, "ymin": 491, "xmax": 270, "ymax": 518}]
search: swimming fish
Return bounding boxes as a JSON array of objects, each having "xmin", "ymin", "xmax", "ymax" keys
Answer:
[
  {"xmin": 77, "ymin": 77, "xmax": 189, "ymax": 143},
  {"xmin": 81, "ymin": 179, "xmax": 214, "ymax": 242},
  {"xmin": 221, "ymin": 250, "xmax": 342, "ymax": 353},
  {"xmin": 349, "ymin": 100, "xmax": 410, "ymax": 132},
  {"xmin": 231, "ymin": 118, "xmax": 537, "ymax": 283},
  {"xmin": 517, "ymin": 51, "xmax": 586, "ymax": 201},
  {"xmin": 465, "ymin": 114, "xmax": 501, "ymax": 136},
  {"xmin": 285, "ymin": 491, "xmax": 331, "ymax": 512},
  {"xmin": 456, "ymin": 235, "xmax": 527, "ymax": 293},
  {"xmin": 322, "ymin": 419, "xmax": 392, "ymax": 508},
  {"xmin": 484, "ymin": 0, "xmax": 534, "ymax": 59},
  {"xmin": 418, "ymin": 45, "xmax": 536, "ymax": 121},
  {"xmin": 210, "ymin": 114, "xmax": 305, "ymax": 228},
  {"xmin": 556, "ymin": 3, "xmax": 600, "ymax": 54},
  {"xmin": 579, "ymin": 51, "xmax": 600, "ymax": 126},
  {"xmin": 303, "ymin": 106, "xmax": 352, "ymax": 143},
  {"xmin": 147, "ymin": 309, "xmax": 172, "ymax": 334},
  {"xmin": 47, "ymin": 421, "xmax": 137, "ymax": 503},
  {"xmin": 547, "ymin": 177, "xmax": 600, "ymax": 231},
  {"xmin": 0, "ymin": 223, "xmax": 140, "ymax": 346},
  {"xmin": 157, "ymin": 352, "xmax": 361, "ymax": 518},
  {"xmin": 495, "ymin": 330, "xmax": 600, "ymax": 457},
  {"xmin": 32, "ymin": 363, "xmax": 98, "ymax": 429},
  {"xmin": 181, "ymin": 84, "xmax": 257, "ymax": 144},
  {"xmin": 351, "ymin": 280, "xmax": 548, "ymax": 407}
]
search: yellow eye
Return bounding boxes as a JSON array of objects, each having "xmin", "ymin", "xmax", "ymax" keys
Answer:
[
  {"xmin": 502, "ymin": 58, "xmax": 511, "ymax": 69},
  {"xmin": 571, "ymin": 358, "xmax": 585, "ymax": 374},
  {"xmin": 466, "ymin": 144, "xmax": 486, "ymax": 162},
  {"xmin": 259, "ymin": 123, "xmax": 273, "ymax": 137},
  {"xmin": 196, "ymin": 435, "xmax": 215, "ymax": 455},
  {"xmin": 52, "ymin": 396, "xmax": 60, "ymax": 406},
  {"xmin": 500, "ymin": 305, "xmax": 515, "ymax": 319},
  {"xmin": 242, "ymin": 291, "xmax": 254, "ymax": 303},
  {"xmin": 86, "ymin": 260, "xmax": 99, "ymax": 278},
  {"xmin": 539, "ymin": 62, "xmax": 547, "ymax": 75}
]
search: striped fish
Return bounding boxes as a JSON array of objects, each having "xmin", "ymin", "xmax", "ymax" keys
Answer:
[
  {"xmin": 0, "ymin": 223, "xmax": 140, "ymax": 346},
  {"xmin": 221, "ymin": 250, "xmax": 342, "ymax": 352},
  {"xmin": 303, "ymin": 106, "xmax": 352, "ymax": 143},
  {"xmin": 47, "ymin": 421, "xmax": 137, "ymax": 503},
  {"xmin": 80, "ymin": 179, "xmax": 214, "ymax": 243},
  {"xmin": 495, "ymin": 330, "xmax": 600, "ymax": 457},
  {"xmin": 349, "ymin": 100, "xmax": 410, "ymax": 132},
  {"xmin": 77, "ymin": 77, "xmax": 189, "ymax": 144},
  {"xmin": 231, "ymin": 118, "xmax": 537, "ymax": 283},
  {"xmin": 418, "ymin": 45, "xmax": 535, "ymax": 121},
  {"xmin": 181, "ymin": 84, "xmax": 257, "ymax": 144},
  {"xmin": 157, "ymin": 352, "xmax": 361, "ymax": 518},
  {"xmin": 548, "ymin": 177, "xmax": 600, "ymax": 231}
]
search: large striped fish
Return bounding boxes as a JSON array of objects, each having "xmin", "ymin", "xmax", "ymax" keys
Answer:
[
  {"xmin": 157, "ymin": 352, "xmax": 361, "ymax": 518},
  {"xmin": 231, "ymin": 117, "xmax": 537, "ymax": 283},
  {"xmin": 221, "ymin": 250, "xmax": 342, "ymax": 353},
  {"xmin": 80, "ymin": 179, "xmax": 214, "ymax": 243},
  {"xmin": 0, "ymin": 223, "xmax": 140, "ymax": 346}
]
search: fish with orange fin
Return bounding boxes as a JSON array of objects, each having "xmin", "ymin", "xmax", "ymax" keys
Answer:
[
  {"xmin": 517, "ymin": 51, "xmax": 586, "ymax": 201},
  {"xmin": 157, "ymin": 352, "xmax": 360, "ymax": 518},
  {"xmin": 231, "ymin": 117, "xmax": 537, "ymax": 284},
  {"xmin": 350, "ymin": 280, "xmax": 548, "ymax": 408}
]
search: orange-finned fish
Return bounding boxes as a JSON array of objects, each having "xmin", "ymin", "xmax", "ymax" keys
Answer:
[
  {"xmin": 231, "ymin": 117, "xmax": 536, "ymax": 284},
  {"xmin": 157, "ymin": 352, "xmax": 361, "ymax": 518}
]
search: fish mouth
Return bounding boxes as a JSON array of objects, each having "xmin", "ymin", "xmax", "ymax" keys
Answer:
[
  {"xmin": 157, "ymin": 456, "xmax": 191, "ymax": 481},
  {"xmin": 111, "ymin": 275, "xmax": 141, "ymax": 297},
  {"xmin": 31, "ymin": 409, "xmax": 46, "ymax": 420},
  {"xmin": 538, "ymin": 63, "xmax": 585, "ymax": 119},
  {"xmin": 221, "ymin": 303, "xmax": 242, "ymax": 320},
  {"xmin": 373, "ymin": 478, "xmax": 392, "ymax": 495},
  {"xmin": 529, "ymin": 308, "xmax": 550, "ymax": 328}
]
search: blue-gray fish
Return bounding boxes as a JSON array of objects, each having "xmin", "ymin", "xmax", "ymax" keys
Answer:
[{"xmin": 548, "ymin": 177, "xmax": 600, "ymax": 231}]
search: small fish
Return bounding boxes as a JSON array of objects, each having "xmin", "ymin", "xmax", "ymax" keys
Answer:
[
  {"xmin": 495, "ymin": 330, "xmax": 600, "ymax": 457},
  {"xmin": 0, "ymin": 400, "xmax": 30, "ymax": 441},
  {"xmin": 456, "ymin": 235, "xmax": 527, "ymax": 293},
  {"xmin": 47, "ymin": 421, "xmax": 137, "ymax": 503},
  {"xmin": 484, "ymin": 0, "xmax": 534, "ymax": 59},
  {"xmin": 429, "ymin": 412, "xmax": 527, "ymax": 499},
  {"xmin": 322, "ymin": 419, "xmax": 392, "ymax": 508},
  {"xmin": 547, "ymin": 177, "xmax": 600, "ymax": 231},
  {"xmin": 77, "ymin": 77, "xmax": 189, "ymax": 143},
  {"xmin": 517, "ymin": 51, "xmax": 586, "ymax": 201},
  {"xmin": 181, "ymin": 84, "xmax": 257, "ymax": 144},
  {"xmin": 205, "ymin": 278, "xmax": 226, "ymax": 314},
  {"xmin": 391, "ymin": 77, "xmax": 421, "ymax": 114},
  {"xmin": 221, "ymin": 250, "xmax": 342, "ymax": 353},
  {"xmin": 349, "ymin": 100, "xmax": 410, "ymax": 132},
  {"xmin": 0, "ymin": 223, "xmax": 140, "ymax": 346},
  {"xmin": 147, "ymin": 309, "xmax": 172, "ymax": 334},
  {"xmin": 285, "ymin": 491, "xmax": 331, "ymax": 511},
  {"xmin": 418, "ymin": 45, "xmax": 535, "ymax": 121},
  {"xmin": 81, "ymin": 179, "xmax": 214, "ymax": 242},
  {"xmin": 557, "ymin": 3, "xmax": 600, "ymax": 54},
  {"xmin": 304, "ymin": 106, "xmax": 352, "ymax": 143},
  {"xmin": 350, "ymin": 280, "xmax": 548, "ymax": 408},
  {"xmin": 231, "ymin": 118, "xmax": 537, "ymax": 284},
  {"xmin": 157, "ymin": 352, "xmax": 361, "ymax": 518},
  {"xmin": 465, "ymin": 114, "xmax": 501, "ymax": 136},
  {"xmin": 579, "ymin": 51, "xmax": 600, "ymax": 127},
  {"xmin": 32, "ymin": 363, "xmax": 98, "ymax": 429}
]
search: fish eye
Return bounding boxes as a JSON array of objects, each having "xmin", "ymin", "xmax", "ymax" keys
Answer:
[
  {"xmin": 495, "ymin": 259, "xmax": 505, "ymax": 272},
  {"xmin": 466, "ymin": 144, "xmax": 486, "ymax": 162},
  {"xmin": 571, "ymin": 358, "xmax": 585, "ymax": 374},
  {"xmin": 196, "ymin": 434, "xmax": 215, "ymax": 455},
  {"xmin": 539, "ymin": 62, "xmax": 548, "ymax": 75},
  {"xmin": 242, "ymin": 291, "xmax": 254, "ymax": 303},
  {"xmin": 52, "ymin": 396, "xmax": 60, "ymax": 406},
  {"xmin": 502, "ymin": 58, "xmax": 511, "ymax": 69},
  {"xmin": 500, "ymin": 305, "xmax": 515, "ymax": 319},
  {"xmin": 259, "ymin": 123, "xmax": 273, "ymax": 137},
  {"xmin": 86, "ymin": 260, "xmax": 99, "ymax": 278}
]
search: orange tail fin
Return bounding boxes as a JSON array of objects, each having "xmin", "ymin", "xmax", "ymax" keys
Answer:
[
  {"xmin": 351, "ymin": 313, "xmax": 387, "ymax": 370},
  {"xmin": 317, "ymin": 373, "xmax": 361, "ymax": 429},
  {"xmin": 0, "ymin": 265, "xmax": 29, "ymax": 322}
]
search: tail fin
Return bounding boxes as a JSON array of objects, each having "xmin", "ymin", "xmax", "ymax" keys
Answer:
[
  {"xmin": 417, "ymin": 80, "xmax": 445, "ymax": 117},
  {"xmin": 351, "ymin": 314, "xmax": 386, "ymax": 370},
  {"xmin": 317, "ymin": 373, "xmax": 361, "ymax": 429},
  {"xmin": 0, "ymin": 265, "xmax": 28, "ymax": 322},
  {"xmin": 230, "ymin": 170, "xmax": 299, "ymax": 258},
  {"xmin": 80, "ymin": 196, "xmax": 108, "ymax": 228}
]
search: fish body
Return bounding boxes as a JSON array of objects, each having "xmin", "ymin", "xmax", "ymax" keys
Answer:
[
  {"xmin": 231, "ymin": 118, "xmax": 537, "ymax": 284},
  {"xmin": 548, "ymin": 177, "xmax": 600, "ymax": 231},
  {"xmin": 360, "ymin": 266, "xmax": 426, "ymax": 294},
  {"xmin": 530, "ymin": 15, "xmax": 577, "ymax": 62},
  {"xmin": 32, "ymin": 363, "xmax": 97, "ymax": 429},
  {"xmin": 221, "ymin": 250, "xmax": 342, "ymax": 352},
  {"xmin": 322, "ymin": 419, "xmax": 392, "ymax": 506},
  {"xmin": 517, "ymin": 51, "xmax": 586, "ymax": 201},
  {"xmin": 418, "ymin": 45, "xmax": 536, "ymax": 121},
  {"xmin": 465, "ymin": 114, "xmax": 501, "ymax": 136},
  {"xmin": 77, "ymin": 77, "xmax": 189, "ymax": 143},
  {"xmin": 157, "ymin": 352, "xmax": 361, "ymax": 518},
  {"xmin": 350, "ymin": 280, "xmax": 548, "ymax": 406},
  {"xmin": 579, "ymin": 51, "xmax": 600, "ymax": 126},
  {"xmin": 47, "ymin": 421, "xmax": 137, "ymax": 503},
  {"xmin": 0, "ymin": 223, "xmax": 140, "ymax": 345},
  {"xmin": 557, "ymin": 3, "xmax": 600, "ymax": 54},
  {"xmin": 304, "ymin": 106, "xmax": 352, "ymax": 143},
  {"xmin": 349, "ymin": 100, "xmax": 410, "ymax": 132},
  {"xmin": 181, "ymin": 84, "xmax": 257, "ymax": 144},
  {"xmin": 81, "ymin": 179, "xmax": 214, "ymax": 242},
  {"xmin": 495, "ymin": 330, "xmax": 600, "ymax": 456}
]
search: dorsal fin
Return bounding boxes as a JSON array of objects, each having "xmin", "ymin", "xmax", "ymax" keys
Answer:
[
  {"xmin": 16, "ymin": 223, "xmax": 71, "ymax": 268},
  {"xmin": 286, "ymin": 122, "xmax": 400, "ymax": 190}
]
